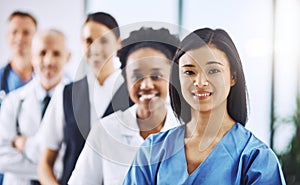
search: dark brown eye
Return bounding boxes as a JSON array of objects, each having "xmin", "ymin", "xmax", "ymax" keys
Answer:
[
  {"xmin": 23, "ymin": 30, "xmax": 29, "ymax": 36},
  {"xmin": 184, "ymin": 70, "xmax": 195, "ymax": 75},
  {"xmin": 151, "ymin": 73, "xmax": 162, "ymax": 80},
  {"xmin": 53, "ymin": 51, "xmax": 61, "ymax": 57},
  {"xmin": 86, "ymin": 38, "xmax": 93, "ymax": 45},
  {"xmin": 208, "ymin": 69, "xmax": 220, "ymax": 74},
  {"xmin": 133, "ymin": 73, "xmax": 143, "ymax": 81},
  {"xmin": 40, "ymin": 50, "xmax": 46, "ymax": 56}
]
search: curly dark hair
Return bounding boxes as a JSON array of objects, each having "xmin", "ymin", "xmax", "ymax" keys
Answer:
[{"xmin": 117, "ymin": 27, "xmax": 179, "ymax": 72}]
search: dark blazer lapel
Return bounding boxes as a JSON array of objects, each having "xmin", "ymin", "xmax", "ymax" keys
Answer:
[
  {"xmin": 103, "ymin": 82, "xmax": 134, "ymax": 118},
  {"xmin": 72, "ymin": 77, "xmax": 91, "ymax": 139}
]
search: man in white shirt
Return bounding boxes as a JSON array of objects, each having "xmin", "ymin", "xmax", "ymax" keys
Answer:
[{"xmin": 0, "ymin": 29, "xmax": 71, "ymax": 185}]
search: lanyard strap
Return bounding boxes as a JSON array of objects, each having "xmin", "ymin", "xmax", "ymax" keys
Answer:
[{"xmin": 16, "ymin": 99, "xmax": 24, "ymax": 135}]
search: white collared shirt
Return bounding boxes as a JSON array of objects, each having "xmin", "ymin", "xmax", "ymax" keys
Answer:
[
  {"xmin": 0, "ymin": 78, "xmax": 66, "ymax": 185},
  {"xmin": 68, "ymin": 104, "xmax": 181, "ymax": 185},
  {"xmin": 87, "ymin": 68, "xmax": 124, "ymax": 123},
  {"xmin": 42, "ymin": 68, "xmax": 124, "ymax": 151}
]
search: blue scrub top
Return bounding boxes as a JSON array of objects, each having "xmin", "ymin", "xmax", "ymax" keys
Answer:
[
  {"xmin": 124, "ymin": 123, "xmax": 286, "ymax": 185},
  {"xmin": 0, "ymin": 65, "xmax": 32, "ymax": 107},
  {"xmin": 0, "ymin": 65, "xmax": 31, "ymax": 93}
]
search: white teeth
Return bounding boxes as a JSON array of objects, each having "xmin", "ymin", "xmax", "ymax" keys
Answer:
[
  {"xmin": 139, "ymin": 94, "xmax": 156, "ymax": 101},
  {"xmin": 194, "ymin": 93, "xmax": 210, "ymax": 97}
]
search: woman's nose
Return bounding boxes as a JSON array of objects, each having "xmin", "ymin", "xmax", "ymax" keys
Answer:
[
  {"xmin": 90, "ymin": 41, "xmax": 104, "ymax": 55},
  {"xmin": 193, "ymin": 73, "xmax": 208, "ymax": 87},
  {"xmin": 140, "ymin": 76, "xmax": 154, "ymax": 90}
]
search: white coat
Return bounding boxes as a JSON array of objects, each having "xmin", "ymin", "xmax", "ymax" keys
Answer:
[
  {"xmin": 0, "ymin": 78, "xmax": 65, "ymax": 185},
  {"xmin": 68, "ymin": 104, "xmax": 181, "ymax": 185}
]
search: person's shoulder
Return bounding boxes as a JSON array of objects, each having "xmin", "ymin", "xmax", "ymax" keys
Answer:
[
  {"xmin": 1, "ymin": 82, "xmax": 30, "ymax": 108},
  {"xmin": 100, "ymin": 106, "xmax": 135, "ymax": 131},
  {"xmin": 62, "ymin": 76, "xmax": 87, "ymax": 100},
  {"xmin": 235, "ymin": 123, "xmax": 269, "ymax": 149},
  {"xmin": 101, "ymin": 109, "xmax": 125, "ymax": 125},
  {"xmin": 233, "ymin": 123, "xmax": 276, "ymax": 158},
  {"xmin": 234, "ymin": 124, "xmax": 284, "ymax": 183},
  {"xmin": 87, "ymin": 111, "xmax": 129, "ymax": 146},
  {"xmin": 146, "ymin": 125, "xmax": 185, "ymax": 145},
  {"xmin": 64, "ymin": 76, "xmax": 87, "ymax": 89},
  {"xmin": 6, "ymin": 79, "xmax": 35, "ymax": 98}
]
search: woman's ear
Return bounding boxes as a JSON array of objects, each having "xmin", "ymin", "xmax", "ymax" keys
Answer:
[{"xmin": 230, "ymin": 72, "xmax": 237, "ymax": 86}]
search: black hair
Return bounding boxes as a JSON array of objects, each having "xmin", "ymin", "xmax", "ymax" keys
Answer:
[
  {"xmin": 8, "ymin": 11, "xmax": 37, "ymax": 28},
  {"xmin": 85, "ymin": 12, "xmax": 120, "ymax": 39},
  {"xmin": 170, "ymin": 28, "xmax": 248, "ymax": 126},
  {"xmin": 117, "ymin": 27, "xmax": 179, "ymax": 75}
]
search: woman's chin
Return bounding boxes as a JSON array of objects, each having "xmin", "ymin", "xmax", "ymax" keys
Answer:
[{"xmin": 143, "ymin": 96, "xmax": 165, "ymax": 112}]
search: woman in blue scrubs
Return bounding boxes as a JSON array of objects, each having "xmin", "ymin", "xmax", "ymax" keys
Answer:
[{"xmin": 123, "ymin": 28, "xmax": 286, "ymax": 185}]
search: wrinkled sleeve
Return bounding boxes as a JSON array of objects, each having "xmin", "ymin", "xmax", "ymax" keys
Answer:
[
  {"xmin": 243, "ymin": 148, "xmax": 286, "ymax": 185},
  {"xmin": 23, "ymin": 130, "xmax": 43, "ymax": 164}
]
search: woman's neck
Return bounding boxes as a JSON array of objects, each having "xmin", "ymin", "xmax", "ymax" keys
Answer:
[
  {"xmin": 185, "ymin": 107, "xmax": 235, "ymax": 153},
  {"xmin": 96, "ymin": 62, "xmax": 116, "ymax": 85},
  {"xmin": 137, "ymin": 104, "xmax": 167, "ymax": 139},
  {"xmin": 186, "ymin": 105, "xmax": 235, "ymax": 139}
]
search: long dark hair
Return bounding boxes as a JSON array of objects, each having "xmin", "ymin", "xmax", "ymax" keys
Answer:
[
  {"xmin": 84, "ymin": 12, "xmax": 120, "ymax": 39},
  {"xmin": 170, "ymin": 28, "xmax": 248, "ymax": 126}
]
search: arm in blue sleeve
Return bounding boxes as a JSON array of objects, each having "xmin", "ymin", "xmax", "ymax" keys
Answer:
[{"xmin": 244, "ymin": 148, "xmax": 286, "ymax": 185}]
